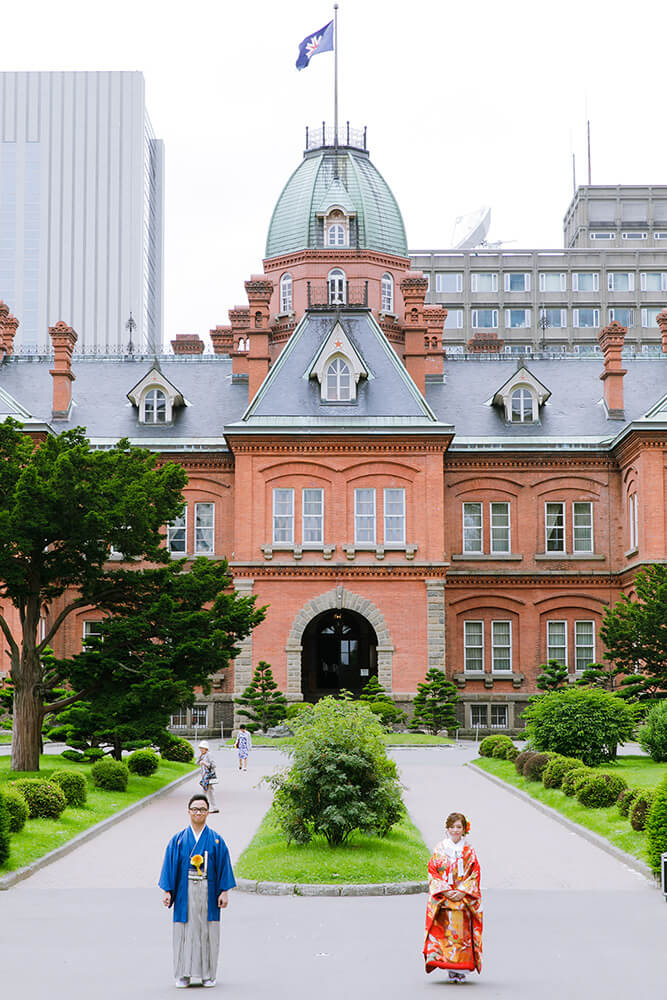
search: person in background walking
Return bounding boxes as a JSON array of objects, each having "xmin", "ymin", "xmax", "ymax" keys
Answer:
[
  {"xmin": 423, "ymin": 811, "xmax": 483, "ymax": 983},
  {"xmin": 197, "ymin": 741, "xmax": 219, "ymax": 813},
  {"xmin": 159, "ymin": 794, "xmax": 235, "ymax": 988},
  {"xmin": 234, "ymin": 724, "xmax": 252, "ymax": 771}
]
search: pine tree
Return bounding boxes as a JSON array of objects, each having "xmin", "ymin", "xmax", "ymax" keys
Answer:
[
  {"xmin": 536, "ymin": 659, "xmax": 569, "ymax": 691},
  {"xmin": 234, "ymin": 661, "xmax": 288, "ymax": 733},
  {"xmin": 410, "ymin": 668, "xmax": 458, "ymax": 735},
  {"xmin": 359, "ymin": 676, "xmax": 391, "ymax": 703}
]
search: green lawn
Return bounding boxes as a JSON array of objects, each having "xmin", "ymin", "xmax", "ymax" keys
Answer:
[
  {"xmin": 222, "ymin": 733, "xmax": 453, "ymax": 750},
  {"xmin": 472, "ymin": 756, "xmax": 666, "ymax": 865},
  {"xmin": 0, "ymin": 756, "xmax": 197, "ymax": 873},
  {"xmin": 0, "ymin": 733, "xmax": 11, "ymax": 744},
  {"xmin": 236, "ymin": 808, "xmax": 429, "ymax": 884}
]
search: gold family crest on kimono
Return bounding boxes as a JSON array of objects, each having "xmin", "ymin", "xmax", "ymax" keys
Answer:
[{"xmin": 423, "ymin": 838, "xmax": 483, "ymax": 974}]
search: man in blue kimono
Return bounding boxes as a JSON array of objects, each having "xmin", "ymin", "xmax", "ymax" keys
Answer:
[{"xmin": 159, "ymin": 794, "xmax": 236, "ymax": 988}]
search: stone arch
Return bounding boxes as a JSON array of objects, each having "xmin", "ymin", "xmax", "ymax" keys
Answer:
[{"xmin": 285, "ymin": 585, "xmax": 394, "ymax": 696}]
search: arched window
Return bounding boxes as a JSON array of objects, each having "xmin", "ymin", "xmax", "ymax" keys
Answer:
[
  {"xmin": 327, "ymin": 224, "xmax": 346, "ymax": 247},
  {"xmin": 325, "ymin": 358, "xmax": 352, "ymax": 401},
  {"xmin": 144, "ymin": 388, "xmax": 167, "ymax": 423},
  {"xmin": 511, "ymin": 388, "xmax": 534, "ymax": 422},
  {"xmin": 328, "ymin": 269, "xmax": 347, "ymax": 305},
  {"xmin": 280, "ymin": 273, "xmax": 293, "ymax": 313},
  {"xmin": 381, "ymin": 273, "xmax": 394, "ymax": 312}
]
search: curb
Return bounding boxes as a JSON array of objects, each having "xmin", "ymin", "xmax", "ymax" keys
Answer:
[
  {"xmin": 0, "ymin": 767, "xmax": 198, "ymax": 891},
  {"xmin": 467, "ymin": 762, "xmax": 657, "ymax": 885},
  {"xmin": 234, "ymin": 877, "xmax": 428, "ymax": 897}
]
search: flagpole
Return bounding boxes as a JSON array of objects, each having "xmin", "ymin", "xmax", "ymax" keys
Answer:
[{"xmin": 334, "ymin": 3, "xmax": 339, "ymax": 148}]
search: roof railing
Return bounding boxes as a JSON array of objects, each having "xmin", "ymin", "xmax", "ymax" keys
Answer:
[{"xmin": 305, "ymin": 122, "xmax": 367, "ymax": 153}]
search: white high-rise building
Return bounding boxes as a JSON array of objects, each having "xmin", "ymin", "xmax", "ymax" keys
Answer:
[{"xmin": 0, "ymin": 71, "xmax": 163, "ymax": 351}]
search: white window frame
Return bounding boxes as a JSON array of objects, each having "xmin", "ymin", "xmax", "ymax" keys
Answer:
[
  {"xmin": 279, "ymin": 273, "xmax": 293, "ymax": 313},
  {"xmin": 621, "ymin": 232, "xmax": 647, "ymax": 240},
  {"xmin": 572, "ymin": 307, "xmax": 600, "ymax": 329},
  {"xmin": 505, "ymin": 308, "xmax": 531, "ymax": 329},
  {"xmin": 444, "ymin": 309, "xmax": 464, "ymax": 329},
  {"xmin": 471, "ymin": 272, "xmax": 498, "ymax": 292},
  {"xmin": 572, "ymin": 272, "xmax": 599, "ymax": 292},
  {"xmin": 143, "ymin": 388, "xmax": 167, "ymax": 424},
  {"xmin": 574, "ymin": 620, "xmax": 596, "ymax": 672},
  {"xmin": 470, "ymin": 704, "xmax": 488, "ymax": 728},
  {"xmin": 511, "ymin": 387, "xmax": 535, "ymax": 422},
  {"xmin": 435, "ymin": 272, "xmax": 463, "ymax": 293},
  {"xmin": 572, "ymin": 501, "xmax": 594, "ymax": 553},
  {"xmin": 328, "ymin": 268, "xmax": 346, "ymax": 305},
  {"xmin": 590, "ymin": 232, "xmax": 615, "ymax": 241},
  {"xmin": 546, "ymin": 620, "xmax": 568, "ymax": 666},
  {"xmin": 545, "ymin": 502, "xmax": 565, "ymax": 552},
  {"xmin": 471, "ymin": 308, "xmax": 498, "ymax": 329},
  {"xmin": 641, "ymin": 307, "xmax": 662, "ymax": 328},
  {"xmin": 83, "ymin": 620, "xmax": 104, "ymax": 650},
  {"xmin": 354, "ymin": 488, "xmax": 376, "ymax": 545},
  {"xmin": 504, "ymin": 272, "xmax": 531, "ymax": 292},
  {"xmin": 167, "ymin": 505, "xmax": 187, "ymax": 554},
  {"xmin": 490, "ymin": 502, "xmax": 511, "ymax": 553},
  {"xmin": 490, "ymin": 704, "xmax": 509, "ymax": 729},
  {"xmin": 629, "ymin": 492, "xmax": 639, "ymax": 550},
  {"xmin": 464, "ymin": 621, "xmax": 485, "ymax": 673},
  {"xmin": 654, "ymin": 232, "xmax": 667, "ymax": 240},
  {"xmin": 383, "ymin": 488, "xmax": 406, "ymax": 545},
  {"xmin": 302, "ymin": 488, "xmax": 324, "ymax": 545},
  {"xmin": 381, "ymin": 273, "xmax": 394, "ymax": 313},
  {"xmin": 170, "ymin": 707, "xmax": 188, "ymax": 728},
  {"xmin": 325, "ymin": 357, "xmax": 352, "ymax": 401},
  {"xmin": 540, "ymin": 307, "xmax": 567, "ymax": 329},
  {"xmin": 327, "ymin": 223, "xmax": 346, "ymax": 247},
  {"xmin": 607, "ymin": 271, "xmax": 635, "ymax": 292},
  {"xmin": 491, "ymin": 620, "xmax": 512, "ymax": 673},
  {"xmin": 191, "ymin": 704, "xmax": 208, "ymax": 728},
  {"xmin": 194, "ymin": 502, "xmax": 215, "ymax": 554},
  {"xmin": 539, "ymin": 272, "xmax": 567, "ymax": 292},
  {"xmin": 462, "ymin": 502, "xmax": 483, "ymax": 553},
  {"xmin": 609, "ymin": 308, "xmax": 635, "ymax": 328},
  {"xmin": 640, "ymin": 271, "xmax": 667, "ymax": 292},
  {"xmin": 272, "ymin": 488, "xmax": 294, "ymax": 545}
]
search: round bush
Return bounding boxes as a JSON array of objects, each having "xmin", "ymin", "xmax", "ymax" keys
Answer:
[
  {"xmin": 514, "ymin": 749, "xmax": 538, "ymax": 775},
  {"xmin": 617, "ymin": 787, "xmax": 639, "ymax": 818},
  {"xmin": 542, "ymin": 756, "xmax": 582, "ymax": 789},
  {"xmin": 629, "ymin": 791, "xmax": 654, "ymax": 831},
  {"xmin": 83, "ymin": 747, "xmax": 105, "ymax": 762},
  {"xmin": 0, "ymin": 793, "xmax": 9, "ymax": 865},
  {"xmin": 646, "ymin": 775, "xmax": 667, "ymax": 873},
  {"xmin": 576, "ymin": 773, "xmax": 628, "ymax": 808},
  {"xmin": 11, "ymin": 779, "xmax": 67, "ymax": 819},
  {"xmin": 638, "ymin": 701, "xmax": 667, "ymax": 763},
  {"xmin": 562, "ymin": 767, "xmax": 594, "ymax": 797},
  {"xmin": 91, "ymin": 759, "xmax": 129, "ymax": 792},
  {"xmin": 50, "ymin": 769, "xmax": 87, "ymax": 807},
  {"xmin": 522, "ymin": 688, "xmax": 635, "ymax": 766},
  {"xmin": 127, "ymin": 749, "xmax": 159, "ymax": 776},
  {"xmin": 479, "ymin": 735, "xmax": 504, "ymax": 757},
  {"xmin": 161, "ymin": 737, "xmax": 194, "ymax": 763},
  {"xmin": 60, "ymin": 749, "xmax": 86, "ymax": 763},
  {"xmin": 490, "ymin": 736, "xmax": 517, "ymax": 759},
  {"xmin": 0, "ymin": 788, "xmax": 28, "ymax": 833},
  {"xmin": 523, "ymin": 752, "xmax": 552, "ymax": 781},
  {"xmin": 503, "ymin": 743, "xmax": 520, "ymax": 762}
]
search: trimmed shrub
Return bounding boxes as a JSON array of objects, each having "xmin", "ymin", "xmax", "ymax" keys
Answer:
[
  {"xmin": 11, "ymin": 779, "xmax": 66, "ymax": 819},
  {"xmin": 0, "ymin": 793, "xmax": 9, "ymax": 865},
  {"xmin": 576, "ymin": 773, "xmax": 628, "ymax": 808},
  {"xmin": 91, "ymin": 759, "xmax": 129, "ymax": 792},
  {"xmin": 522, "ymin": 688, "xmax": 635, "ymax": 766},
  {"xmin": 0, "ymin": 788, "xmax": 28, "ymax": 833},
  {"xmin": 646, "ymin": 775, "xmax": 667, "ymax": 873},
  {"xmin": 503, "ymin": 743, "xmax": 520, "ymax": 762},
  {"xmin": 638, "ymin": 701, "xmax": 667, "ymax": 763},
  {"xmin": 161, "ymin": 737, "xmax": 194, "ymax": 763},
  {"xmin": 514, "ymin": 749, "xmax": 538, "ymax": 775},
  {"xmin": 479, "ymin": 735, "xmax": 504, "ymax": 757},
  {"xmin": 617, "ymin": 787, "xmax": 640, "ymax": 818},
  {"xmin": 60, "ymin": 749, "xmax": 86, "ymax": 763},
  {"xmin": 523, "ymin": 752, "xmax": 552, "ymax": 782},
  {"xmin": 629, "ymin": 791, "xmax": 654, "ymax": 831},
  {"xmin": 542, "ymin": 756, "xmax": 582, "ymax": 789},
  {"xmin": 562, "ymin": 767, "xmax": 594, "ymax": 797},
  {"xmin": 50, "ymin": 769, "xmax": 87, "ymax": 808},
  {"xmin": 83, "ymin": 747, "xmax": 105, "ymax": 762},
  {"xmin": 490, "ymin": 736, "xmax": 517, "ymax": 759},
  {"xmin": 127, "ymin": 749, "xmax": 159, "ymax": 776}
]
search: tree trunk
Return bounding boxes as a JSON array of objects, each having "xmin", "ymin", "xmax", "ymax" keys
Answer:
[
  {"xmin": 11, "ymin": 670, "xmax": 44, "ymax": 771},
  {"xmin": 112, "ymin": 735, "xmax": 123, "ymax": 761}
]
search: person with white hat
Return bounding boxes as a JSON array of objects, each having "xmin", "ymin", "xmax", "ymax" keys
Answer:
[{"xmin": 197, "ymin": 741, "xmax": 219, "ymax": 813}]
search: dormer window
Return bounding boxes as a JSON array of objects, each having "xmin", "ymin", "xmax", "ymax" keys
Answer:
[
  {"xmin": 325, "ymin": 358, "xmax": 352, "ymax": 401},
  {"xmin": 491, "ymin": 365, "xmax": 550, "ymax": 424},
  {"xmin": 144, "ymin": 388, "xmax": 167, "ymax": 423},
  {"xmin": 328, "ymin": 268, "xmax": 347, "ymax": 305},
  {"xmin": 511, "ymin": 387, "xmax": 535, "ymax": 422}
]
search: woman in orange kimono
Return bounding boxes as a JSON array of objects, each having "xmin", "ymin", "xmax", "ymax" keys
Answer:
[{"xmin": 423, "ymin": 811, "xmax": 483, "ymax": 982}]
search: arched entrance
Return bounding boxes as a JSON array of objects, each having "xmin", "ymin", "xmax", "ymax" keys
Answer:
[{"xmin": 301, "ymin": 608, "xmax": 378, "ymax": 700}]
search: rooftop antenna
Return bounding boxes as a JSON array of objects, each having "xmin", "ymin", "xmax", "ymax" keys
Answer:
[
  {"xmin": 125, "ymin": 312, "xmax": 136, "ymax": 354},
  {"xmin": 587, "ymin": 120, "xmax": 592, "ymax": 185},
  {"xmin": 572, "ymin": 153, "xmax": 576, "ymax": 195}
]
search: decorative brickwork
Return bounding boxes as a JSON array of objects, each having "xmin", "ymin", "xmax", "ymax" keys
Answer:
[
  {"xmin": 48, "ymin": 321, "xmax": 78, "ymax": 418},
  {"xmin": 466, "ymin": 331, "xmax": 503, "ymax": 353},
  {"xmin": 171, "ymin": 334, "xmax": 204, "ymax": 355}
]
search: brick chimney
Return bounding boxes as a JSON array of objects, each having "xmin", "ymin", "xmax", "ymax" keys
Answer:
[
  {"xmin": 0, "ymin": 301, "xmax": 19, "ymax": 356},
  {"xmin": 424, "ymin": 305, "xmax": 447, "ymax": 376},
  {"xmin": 209, "ymin": 325, "xmax": 233, "ymax": 355},
  {"xmin": 400, "ymin": 272, "xmax": 429, "ymax": 395},
  {"xmin": 245, "ymin": 276, "xmax": 273, "ymax": 401},
  {"xmin": 49, "ymin": 321, "xmax": 78, "ymax": 419},
  {"xmin": 171, "ymin": 334, "xmax": 204, "ymax": 355},
  {"xmin": 598, "ymin": 320, "xmax": 627, "ymax": 419},
  {"xmin": 657, "ymin": 308, "xmax": 667, "ymax": 353}
]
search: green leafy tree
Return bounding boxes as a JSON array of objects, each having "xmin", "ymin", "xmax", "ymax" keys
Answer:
[
  {"xmin": 268, "ymin": 697, "xmax": 403, "ymax": 846},
  {"xmin": 600, "ymin": 564, "xmax": 667, "ymax": 699},
  {"xmin": 48, "ymin": 559, "xmax": 264, "ymax": 760},
  {"xmin": 536, "ymin": 659, "xmax": 569, "ymax": 691},
  {"xmin": 410, "ymin": 668, "xmax": 458, "ymax": 735},
  {"xmin": 637, "ymin": 700, "xmax": 667, "ymax": 763},
  {"xmin": 235, "ymin": 661, "xmax": 288, "ymax": 733},
  {"xmin": 522, "ymin": 687, "xmax": 635, "ymax": 766}
]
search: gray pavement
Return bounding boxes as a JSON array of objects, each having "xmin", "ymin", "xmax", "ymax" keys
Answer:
[{"xmin": 1, "ymin": 745, "xmax": 665, "ymax": 999}]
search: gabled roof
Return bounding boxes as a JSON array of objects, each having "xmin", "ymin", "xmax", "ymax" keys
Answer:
[
  {"xmin": 490, "ymin": 365, "xmax": 551, "ymax": 407},
  {"xmin": 0, "ymin": 384, "xmax": 52, "ymax": 432},
  {"xmin": 315, "ymin": 178, "xmax": 357, "ymax": 216},
  {"xmin": 308, "ymin": 321, "xmax": 368, "ymax": 384},
  {"xmin": 227, "ymin": 309, "xmax": 452, "ymax": 435},
  {"xmin": 126, "ymin": 365, "xmax": 186, "ymax": 407}
]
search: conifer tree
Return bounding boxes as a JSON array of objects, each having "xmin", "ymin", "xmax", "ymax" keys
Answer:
[
  {"xmin": 410, "ymin": 668, "xmax": 458, "ymax": 735},
  {"xmin": 359, "ymin": 676, "xmax": 391, "ymax": 703},
  {"xmin": 536, "ymin": 659, "xmax": 569, "ymax": 691},
  {"xmin": 235, "ymin": 661, "xmax": 288, "ymax": 733}
]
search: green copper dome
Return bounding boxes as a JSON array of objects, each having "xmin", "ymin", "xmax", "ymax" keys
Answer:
[{"xmin": 265, "ymin": 144, "xmax": 408, "ymax": 259}]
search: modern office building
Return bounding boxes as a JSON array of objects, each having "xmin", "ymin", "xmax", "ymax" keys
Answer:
[
  {"xmin": 0, "ymin": 71, "xmax": 163, "ymax": 352},
  {"xmin": 413, "ymin": 185, "xmax": 667, "ymax": 355}
]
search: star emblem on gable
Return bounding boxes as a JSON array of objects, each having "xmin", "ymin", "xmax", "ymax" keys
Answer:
[{"xmin": 334, "ymin": 339, "xmax": 342, "ymax": 347}]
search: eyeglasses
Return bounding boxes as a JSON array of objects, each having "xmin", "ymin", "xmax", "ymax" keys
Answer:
[{"xmin": 189, "ymin": 807, "xmax": 209, "ymax": 814}]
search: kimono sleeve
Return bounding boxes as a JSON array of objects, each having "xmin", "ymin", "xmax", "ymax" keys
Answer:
[
  {"xmin": 158, "ymin": 834, "xmax": 180, "ymax": 903},
  {"xmin": 213, "ymin": 837, "xmax": 236, "ymax": 894}
]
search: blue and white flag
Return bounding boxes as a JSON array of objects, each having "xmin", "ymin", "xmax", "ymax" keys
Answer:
[{"xmin": 295, "ymin": 20, "xmax": 334, "ymax": 71}]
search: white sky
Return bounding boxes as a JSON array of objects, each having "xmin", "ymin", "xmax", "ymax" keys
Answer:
[{"xmin": 4, "ymin": 0, "xmax": 667, "ymax": 347}]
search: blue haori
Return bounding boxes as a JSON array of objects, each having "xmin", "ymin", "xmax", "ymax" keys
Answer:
[{"xmin": 159, "ymin": 826, "xmax": 236, "ymax": 923}]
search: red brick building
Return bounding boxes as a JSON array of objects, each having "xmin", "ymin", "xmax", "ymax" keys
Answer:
[{"xmin": 1, "ymin": 130, "xmax": 666, "ymax": 736}]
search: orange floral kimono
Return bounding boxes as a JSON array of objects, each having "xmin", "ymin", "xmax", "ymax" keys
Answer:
[{"xmin": 423, "ymin": 837, "xmax": 483, "ymax": 975}]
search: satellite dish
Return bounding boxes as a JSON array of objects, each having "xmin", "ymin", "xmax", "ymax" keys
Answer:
[{"xmin": 451, "ymin": 206, "xmax": 491, "ymax": 249}]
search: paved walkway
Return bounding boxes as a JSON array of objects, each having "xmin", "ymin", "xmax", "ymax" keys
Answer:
[{"xmin": 1, "ymin": 745, "xmax": 665, "ymax": 999}]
